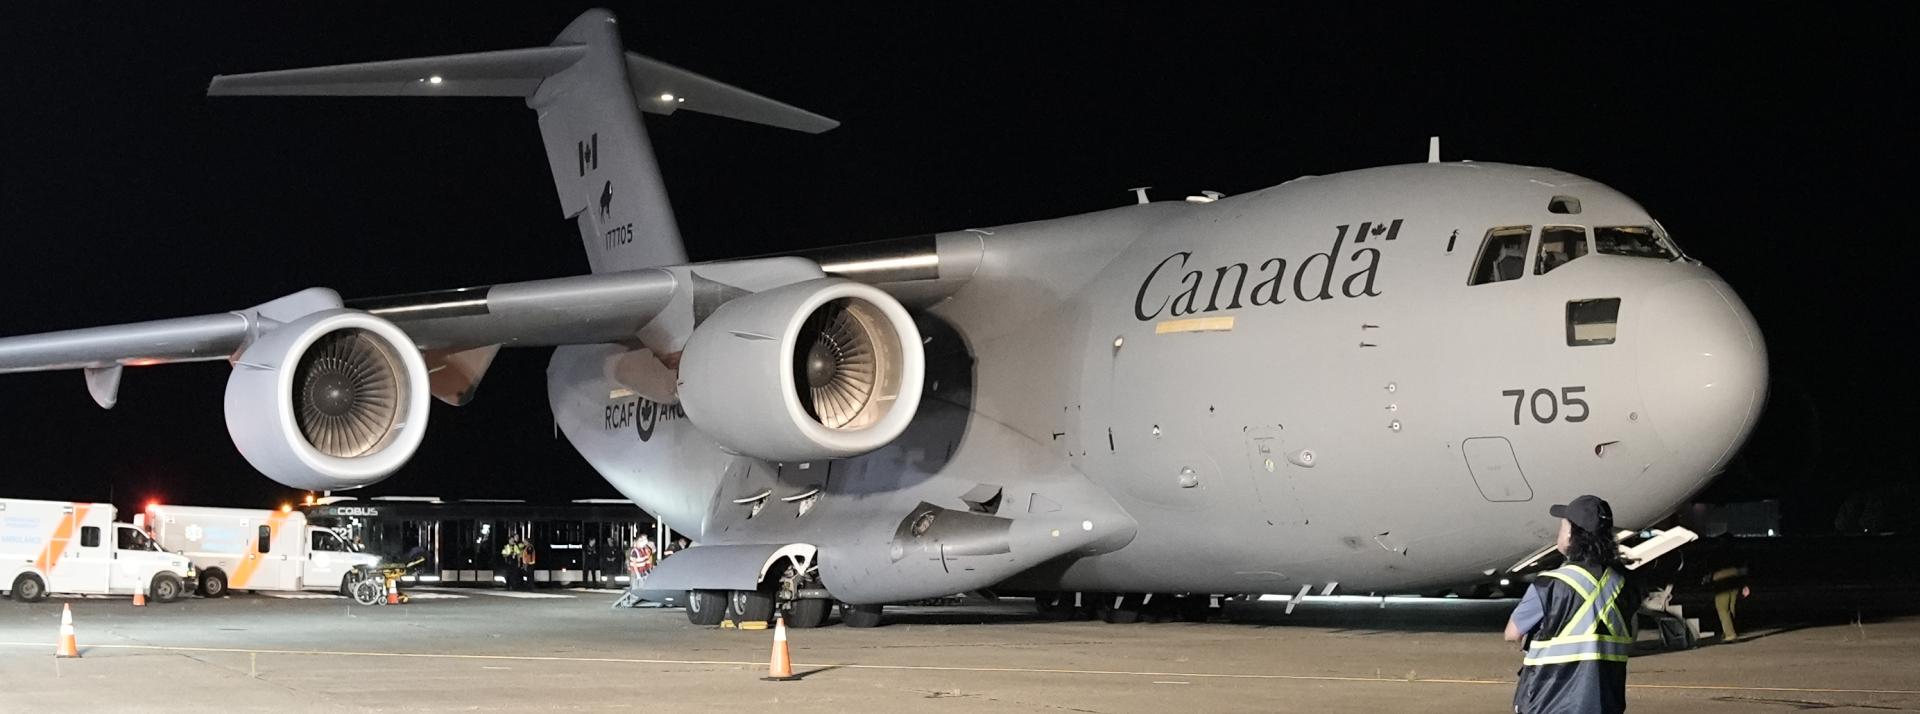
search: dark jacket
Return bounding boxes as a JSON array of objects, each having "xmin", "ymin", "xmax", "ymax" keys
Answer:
[{"xmin": 1514, "ymin": 562, "xmax": 1634, "ymax": 714}]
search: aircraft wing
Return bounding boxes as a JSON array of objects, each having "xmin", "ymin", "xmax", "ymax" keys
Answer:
[{"xmin": 0, "ymin": 268, "xmax": 676, "ymax": 378}]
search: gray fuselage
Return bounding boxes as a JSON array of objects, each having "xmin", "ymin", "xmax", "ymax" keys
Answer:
[{"xmin": 549, "ymin": 161, "xmax": 1766, "ymax": 601}]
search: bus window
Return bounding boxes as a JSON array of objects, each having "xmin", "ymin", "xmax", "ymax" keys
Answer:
[
  {"xmin": 1470, "ymin": 226, "xmax": 1532, "ymax": 285},
  {"xmin": 1536, "ymin": 226, "xmax": 1590, "ymax": 275}
]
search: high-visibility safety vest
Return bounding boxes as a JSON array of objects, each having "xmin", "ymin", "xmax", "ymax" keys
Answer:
[{"xmin": 1522, "ymin": 564, "xmax": 1633, "ymax": 666}]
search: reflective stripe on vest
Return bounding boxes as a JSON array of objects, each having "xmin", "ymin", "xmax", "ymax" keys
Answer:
[{"xmin": 1522, "ymin": 565, "xmax": 1632, "ymax": 666}]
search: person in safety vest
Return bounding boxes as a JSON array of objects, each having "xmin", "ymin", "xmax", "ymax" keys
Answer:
[{"xmin": 1505, "ymin": 494, "xmax": 1636, "ymax": 714}]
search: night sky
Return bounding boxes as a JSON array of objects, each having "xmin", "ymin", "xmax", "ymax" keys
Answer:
[{"xmin": 0, "ymin": 5, "xmax": 1908, "ymax": 529}]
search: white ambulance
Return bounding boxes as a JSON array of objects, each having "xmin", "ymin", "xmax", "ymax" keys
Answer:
[
  {"xmin": 1, "ymin": 499, "xmax": 195, "ymax": 603},
  {"xmin": 143, "ymin": 504, "xmax": 379, "ymax": 597}
]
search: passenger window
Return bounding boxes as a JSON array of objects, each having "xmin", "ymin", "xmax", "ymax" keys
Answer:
[
  {"xmin": 1594, "ymin": 226, "xmax": 1678, "ymax": 260},
  {"xmin": 258, "ymin": 525, "xmax": 272, "ymax": 554},
  {"xmin": 1567, "ymin": 298, "xmax": 1621, "ymax": 346},
  {"xmin": 1536, "ymin": 226, "xmax": 1590, "ymax": 275},
  {"xmin": 312, "ymin": 531, "xmax": 342, "ymax": 552},
  {"xmin": 81, "ymin": 526, "xmax": 101, "ymax": 548},
  {"xmin": 1469, "ymin": 226, "xmax": 1532, "ymax": 285},
  {"xmin": 117, "ymin": 527, "xmax": 155, "ymax": 551}
]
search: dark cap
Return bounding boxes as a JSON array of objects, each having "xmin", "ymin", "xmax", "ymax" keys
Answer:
[{"xmin": 1550, "ymin": 495, "xmax": 1614, "ymax": 533}]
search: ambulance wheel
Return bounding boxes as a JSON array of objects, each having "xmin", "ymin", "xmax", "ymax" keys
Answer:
[
  {"xmin": 839, "ymin": 602, "xmax": 884, "ymax": 628},
  {"xmin": 10, "ymin": 573, "xmax": 48, "ymax": 603},
  {"xmin": 727, "ymin": 589, "xmax": 775, "ymax": 625},
  {"xmin": 686, "ymin": 589, "xmax": 727, "ymax": 626},
  {"xmin": 150, "ymin": 573, "xmax": 185, "ymax": 603},
  {"xmin": 198, "ymin": 570, "xmax": 228, "ymax": 598},
  {"xmin": 786, "ymin": 598, "xmax": 831, "ymax": 629}
]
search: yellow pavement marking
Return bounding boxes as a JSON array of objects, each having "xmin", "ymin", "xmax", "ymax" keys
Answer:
[{"xmin": 1, "ymin": 642, "xmax": 1915, "ymax": 696}]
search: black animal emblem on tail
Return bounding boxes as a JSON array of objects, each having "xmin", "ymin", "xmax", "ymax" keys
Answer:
[{"xmin": 599, "ymin": 181, "xmax": 614, "ymax": 220}]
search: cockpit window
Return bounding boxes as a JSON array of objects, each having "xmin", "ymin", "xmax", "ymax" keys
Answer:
[
  {"xmin": 1535, "ymin": 226, "xmax": 1589, "ymax": 275},
  {"xmin": 1594, "ymin": 226, "xmax": 1679, "ymax": 260},
  {"xmin": 1567, "ymin": 298, "xmax": 1620, "ymax": 346},
  {"xmin": 1469, "ymin": 226, "xmax": 1532, "ymax": 285}
]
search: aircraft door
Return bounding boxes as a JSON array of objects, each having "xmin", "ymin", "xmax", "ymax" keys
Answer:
[{"xmin": 1245, "ymin": 425, "xmax": 1307, "ymax": 524}]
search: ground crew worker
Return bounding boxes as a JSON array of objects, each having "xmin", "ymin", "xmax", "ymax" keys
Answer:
[
  {"xmin": 628, "ymin": 535, "xmax": 656, "ymax": 580},
  {"xmin": 501, "ymin": 535, "xmax": 527, "ymax": 590},
  {"xmin": 1505, "ymin": 495, "xmax": 1635, "ymax": 714},
  {"xmin": 1705, "ymin": 560, "xmax": 1751, "ymax": 642}
]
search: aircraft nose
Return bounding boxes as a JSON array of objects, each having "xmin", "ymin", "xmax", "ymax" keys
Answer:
[{"xmin": 1635, "ymin": 279, "xmax": 1768, "ymax": 477}]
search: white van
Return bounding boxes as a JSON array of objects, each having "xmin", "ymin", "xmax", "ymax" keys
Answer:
[
  {"xmin": 1, "ymin": 498, "xmax": 195, "ymax": 602},
  {"xmin": 142, "ymin": 504, "xmax": 379, "ymax": 597}
]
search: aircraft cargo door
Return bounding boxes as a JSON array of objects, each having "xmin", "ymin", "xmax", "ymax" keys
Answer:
[{"xmin": 1462, "ymin": 436, "xmax": 1533, "ymax": 502}]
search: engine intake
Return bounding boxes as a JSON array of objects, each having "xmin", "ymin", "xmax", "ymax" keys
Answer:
[
  {"xmin": 225, "ymin": 309, "xmax": 430, "ymax": 490},
  {"xmin": 679, "ymin": 278, "xmax": 923, "ymax": 462}
]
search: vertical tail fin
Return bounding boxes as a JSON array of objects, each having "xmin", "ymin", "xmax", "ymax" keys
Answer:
[{"xmin": 208, "ymin": 8, "xmax": 838, "ymax": 274}]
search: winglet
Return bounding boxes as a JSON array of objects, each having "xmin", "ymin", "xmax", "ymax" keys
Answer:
[{"xmin": 84, "ymin": 366, "xmax": 123, "ymax": 409}]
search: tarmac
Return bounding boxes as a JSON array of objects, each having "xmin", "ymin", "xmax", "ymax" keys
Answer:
[{"xmin": 2, "ymin": 588, "xmax": 1917, "ymax": 713}]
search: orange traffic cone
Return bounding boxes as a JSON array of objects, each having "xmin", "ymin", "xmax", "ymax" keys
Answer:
[
  {"xmin": 762, "ymin": 613, "xmax": 797, "ymax": 681},
  {"xmin": 133, "ymin": 585, "xmax": 147, "ymax": 607},
  {"xmin": 56, "ymin": 604, "xmax": 80, "ymax": 658},
  {"xmin": 386, "ymin": 577, "xmax": 399, "ymax": 605}
]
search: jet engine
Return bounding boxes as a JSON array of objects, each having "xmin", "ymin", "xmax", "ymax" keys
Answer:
[
  {"xmin": 224, "ymin": 309, "xmax": 431, "ymax": 491},
  {"xmin": 679, "ymin": 278, "xmax": 923, "ymax": 462}
]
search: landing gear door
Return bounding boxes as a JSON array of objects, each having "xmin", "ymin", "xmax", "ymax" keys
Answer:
[{"xmin": 1245, "ymin": 425, "xmax": 1306, "ymax": 525}]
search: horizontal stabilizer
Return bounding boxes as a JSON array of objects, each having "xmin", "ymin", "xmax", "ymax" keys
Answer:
[
  {"xmin": 208, "ymin": 47, "xmax": 838, "ymax": 133},
  {"xmin": 623, "ymin": 53, "xmax": 837, "ymax": 133},
  {"xmin": 208, "ymin": 46, "xmax": 587, "ymax": 97}
]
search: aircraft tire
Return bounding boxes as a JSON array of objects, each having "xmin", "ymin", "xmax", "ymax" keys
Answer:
[
  {"xmin": 1034, "ymin": 593, "xmax": 1077, "ymax": 621},
  {"xmin": 1096, "ymin": 593, "xmax": 1142, "ymax": 624},
  {"xmin": 686, "ymin": 589, "xmax": 727, "ymax": 626},
  {"xmin": 787, "ymin": 598, "xmax": 831, "ymax": 628},
  {"xmin": 198, "ymin": 569, "xmax": 228, "ymax": 598},
  {"xmin": 1173, "ymin": 594, "xmax": 1214, "ymax": 622},
  {"xmin": 839, "ymin": 602, "xmax": 884, "ymax": 628},
  {"xmin": 728, "ymin": 589, "xmax": 775, "ymax": 625},
  {"xmin": 10, "ymin": 573, "xmax": 48, "ymax": 603},
  {"xmin": 150, "ymin": 572, "xmax": 185, "ymax": 603}
]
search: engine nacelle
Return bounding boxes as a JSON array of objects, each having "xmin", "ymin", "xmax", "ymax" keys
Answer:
[
  {"xmin": 224, "ymin": 309, "xmax": 431, "ymax": 491},
  {"xmin": 679, "ymin": 278, "xmax": 923, "ymax": 462}
]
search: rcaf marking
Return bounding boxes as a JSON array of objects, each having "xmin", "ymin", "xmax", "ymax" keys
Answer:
[
  {"xmin": 1133, "ymin": 220, "xmax": 1397, "ymax": 322},
  {"xmin": 577, "ymin": 133, "xmax": 598, "ymax": 176},
  {"xmin": 604, "ymin": 397, "xmax": 686, "ymax": 442}
]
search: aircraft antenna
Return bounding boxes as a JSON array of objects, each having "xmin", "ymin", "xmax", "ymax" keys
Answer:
[{"xmin": 1428, "ymin": 136, "xmax": 1441, "ymax": 163}]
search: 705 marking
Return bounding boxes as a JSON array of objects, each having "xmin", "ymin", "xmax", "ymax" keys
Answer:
[{"xmin": 1503, "ymin": 387, "xmax": 1589, "ymax": 425}]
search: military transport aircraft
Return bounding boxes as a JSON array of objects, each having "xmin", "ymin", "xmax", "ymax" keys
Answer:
[{"xmin": 0, "ymin": 9, "xmax": 1765, "ymax": 627}]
